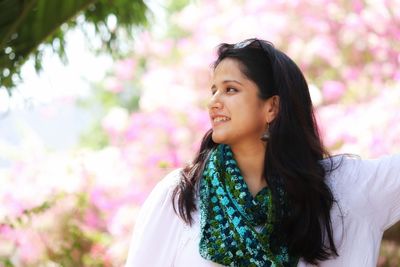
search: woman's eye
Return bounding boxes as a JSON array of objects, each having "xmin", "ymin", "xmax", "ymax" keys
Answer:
[{"xmin": 210, "ymin": 88, "xmax": 237, "ymax": 95}]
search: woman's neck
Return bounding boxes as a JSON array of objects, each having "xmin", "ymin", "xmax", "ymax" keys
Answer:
[{"xmin": 230, "ymin": 142, "xmax": 268, "ymax": 197}]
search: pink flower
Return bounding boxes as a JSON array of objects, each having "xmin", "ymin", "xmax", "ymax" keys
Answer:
[
  {"xmin": 16, "ymin": 229, "xmax": 44, "ymax": 264},
  {"xmin": 352, "ymin": 0, "xmax": 364, "ymax": 14},
  {"xmin": 83, "ymin": 209, "xmax": 103, "ymax": 230},
  {"xmin": 0, "ymin": 224, "xmax": 12, "ymax": 233},
  {"xmin": 104, "ymin": 78, "xmax": 124, "ymax": 93},
  {"xmin": 322, "ymin": 80, "xmax": 346, "ymax": 102},
  {"xmin": 115, "ymin": 59, "xmax": 136, "ymax": 81}
]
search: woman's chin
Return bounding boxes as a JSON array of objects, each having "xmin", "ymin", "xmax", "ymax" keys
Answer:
[
  {"xmin": 211, "ymin": 133, "xmax": 226, "ymax": 144},
  {"xmin": 212, "ymin": 133, "xmax": 232, "ymax": 145}
]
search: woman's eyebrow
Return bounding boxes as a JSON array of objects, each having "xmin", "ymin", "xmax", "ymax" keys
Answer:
[
  {"xmin": 222, "ymin": 79, "xmax": 243, "ymax": 85},
  {"xmin": 211, "ymin": 79, "xmax": 243, "ymax": 89}
]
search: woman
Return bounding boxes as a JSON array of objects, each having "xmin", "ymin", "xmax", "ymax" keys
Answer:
[{"xmin": 125, "ymin": 38, "xmax": 400, "ymax": 266}]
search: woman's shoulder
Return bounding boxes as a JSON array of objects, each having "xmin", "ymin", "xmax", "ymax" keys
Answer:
[
  {"xmin": 125, "ymin": 168, "xmax": 186, "ymax": 266},
  {"xmin": 146, "ymin": 168, "xmax": 183, "ymax": 206},
  {"xmin": 133, "ymin": 168, "xmax": 184, "ymax": 228},
  {"xmin": 156, "ymin": 168, "xmax": 183, "ymax": 191}
]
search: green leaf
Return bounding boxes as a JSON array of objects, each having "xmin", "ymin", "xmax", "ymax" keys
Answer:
[{"xmin": 0, "ymin": 0, "xmax": 148, "ymax": 91}]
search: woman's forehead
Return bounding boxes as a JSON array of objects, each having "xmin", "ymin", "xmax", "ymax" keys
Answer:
[{"xmin": 213, "ymin": 58, "xmax": 246, "ymax": 81}]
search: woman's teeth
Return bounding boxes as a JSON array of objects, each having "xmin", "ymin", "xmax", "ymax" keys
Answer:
[{"xmin": 213, "ymin": 117, "xmax": 230, "ymax": 122}]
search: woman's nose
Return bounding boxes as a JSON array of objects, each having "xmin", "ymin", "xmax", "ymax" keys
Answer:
[{"xmin": 208, "ymin": 92, "xmax": 223, "ymax": 110}]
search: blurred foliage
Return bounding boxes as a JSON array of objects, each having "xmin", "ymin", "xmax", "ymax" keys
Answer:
[
  {"xmin": 45, "ymin": 193, "xmax": 112, "ymax": 267},
  {"xmin": 79, "ymin": 120, "xmax": 110, "ymax": 149},
  {"xmin": 0, "ymin": 0, "xmax": 149, "ymax": 92},
  {"xmin": 384, "ymin": 223, "xmax": 400, "ymax": 244},
  {"xmin": 167, "ymin": 0, "xmax": 191, "ymax": 12},
  {"xmin": 379, "ymin": 240, "xmax": 400, "ymax": 267}
]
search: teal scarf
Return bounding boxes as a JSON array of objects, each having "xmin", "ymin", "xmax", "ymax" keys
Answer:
[{"xmin": 199, "ymin": 144, "xmax": 298, "ymax": 267}]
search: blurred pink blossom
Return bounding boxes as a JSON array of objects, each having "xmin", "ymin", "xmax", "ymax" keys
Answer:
[
  {"xmin": 16, "ymin": 229, "xmax": 44, "ymax": 264},
  {"xmin": 104, "ymin": 78, "xmax": 124, "ymax": 93},
  {"xmin": 322, "ymin": 80, "xmax": 346, "ymax": 102},
  {"xmin": 115, "ymin": 59, "xmax": 136, "ymax": 81}
]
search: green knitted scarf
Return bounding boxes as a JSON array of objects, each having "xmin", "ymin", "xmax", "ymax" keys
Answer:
[{"xmin": 199, "ymin": 144, "xmax": 299, "ymax": 267}]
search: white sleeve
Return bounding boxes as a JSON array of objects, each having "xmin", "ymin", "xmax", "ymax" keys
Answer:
[
  {"xmin": 125, "ymin": 169, "xmax": 184, "ymax": 267},
  {"xmin": 351, "ymin": 154, "xmax": 400, "ymax": 230}
]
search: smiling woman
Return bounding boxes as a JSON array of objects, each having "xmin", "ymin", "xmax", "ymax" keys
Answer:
[
  {"xmin": 125, "ymin": 39, "xmax": 400, "ymax": 267},
  {"xmin": 209, "ymin": 59, "xmax": 274, "ymax": 148},
  {"xmin": 208, "ymin": 58, "xmax": 279, "ymax": 196}
]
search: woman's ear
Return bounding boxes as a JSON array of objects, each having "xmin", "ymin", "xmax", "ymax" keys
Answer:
[{"xmin": 266, "ymin": 95, "xmax": 280, "ymax": 122}]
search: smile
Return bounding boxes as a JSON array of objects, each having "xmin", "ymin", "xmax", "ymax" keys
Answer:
[{"xmin": 213, "ymin": 116, "xmax": 231, "ymax": 123}]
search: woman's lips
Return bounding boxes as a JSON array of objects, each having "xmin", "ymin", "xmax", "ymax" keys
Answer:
[{"xmin": 211, "ymin": 116, "xmax": 231, "ymax": 127}]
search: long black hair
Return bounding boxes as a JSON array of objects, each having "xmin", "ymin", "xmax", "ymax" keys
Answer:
[{"xmin": 172, "ymin": 38, "xmax": 343, "ymax": 264}]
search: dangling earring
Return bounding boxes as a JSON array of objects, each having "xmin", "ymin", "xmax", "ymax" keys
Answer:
[{"xmin": 261, "ymin": 122, "xmax": 270, "ymax": 141}]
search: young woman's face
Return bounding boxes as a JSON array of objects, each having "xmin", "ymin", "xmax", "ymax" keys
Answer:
[{"xmin": 208, "ymin": 58, "xmax": 270, "ymax": 146}]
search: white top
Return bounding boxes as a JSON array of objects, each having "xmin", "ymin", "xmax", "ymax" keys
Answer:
[{"xmin": 126, "ymin": 154, "xmax": 400, "ymax": 267}]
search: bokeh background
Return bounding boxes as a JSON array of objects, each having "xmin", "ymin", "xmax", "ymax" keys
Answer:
[{"xmin": 0, "ymin": 0, "xmax": 399, "ymax": 266}]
